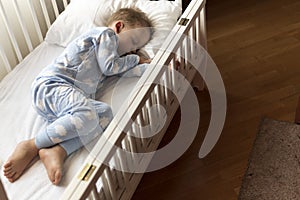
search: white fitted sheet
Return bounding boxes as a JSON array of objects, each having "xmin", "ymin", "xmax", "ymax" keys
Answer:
[{"xmin": 0, "ymin": 42, "xmax": 140, "ymax": 199}]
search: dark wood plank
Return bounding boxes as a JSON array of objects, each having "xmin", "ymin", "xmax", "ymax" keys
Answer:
[{"xmin": 132, "ymin": 0, "xmax": 300, "ymax": 199}]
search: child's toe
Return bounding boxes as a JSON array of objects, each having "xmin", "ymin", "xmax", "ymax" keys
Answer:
[
  {"xmin": 53, "ymin": 170, "xmax": 62, "ymax": 185},
  {"xmin": 4, "ymin": 169, "xmax": 14, "ymax": 176}
]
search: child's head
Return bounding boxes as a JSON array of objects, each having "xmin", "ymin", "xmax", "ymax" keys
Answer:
[{"xmin": 107, "ymin": 8, "xmax": 153, "ymax": 56}]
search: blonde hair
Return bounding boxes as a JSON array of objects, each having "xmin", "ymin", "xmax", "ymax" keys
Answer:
[{"xmin": 107, "ymin": 8, "xmax": 153, "ymax": 29}]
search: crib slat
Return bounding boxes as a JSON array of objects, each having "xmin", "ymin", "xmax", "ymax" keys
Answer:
[
  {"xmin": 0, "ymin": 1, "xmax": 23, "ymax": 63},
  {"xmin": 127, "ymin": 130, "xmax": 138, "ymax": 154},
  {"xmin": 116, "ymin": 148, "xmax": 131, "ymax": 187},
  {"xmin": 145, "ymin": 99, "xmax": 155, "ymax": 141},
  {"xmin": 181, "ymin": 42, "xmax": 188, "ymax": 77},
  {"xmin": 170, "ymin": 58, "xmax": 177, "ymax": 93},
  {"xmin": 92, "ymin": 185, "xmax": 101, "ymax": 200},
  {"xmin": 0, "ymin": 46, "xmax": 12, "ymax": 73},
  {"xmin": 150, "ymin": 91, "xmax": 159, "ymax": 121},
  {"xmin": 185, "ymin": 32, "xmax": 192, "ymax": 71},
  {"xmin": 190, "ymin": 23, "xmax": 196, "ymax": 56},
  {"xmin": 159, "ymin": 75, "xmax": 166, "ymax": 106},
  {"xmin": 63, "ymin": 0, "xmax": 68, "ymax": 9},
  {"xmin": 146, "ymin": 98, "xmax": 154, "ymax": 132},
  {"xmin": 28, "ymin": 0, "xmax": 44, "ymax": 43},
  {"xmin": 51, "ymin": 0, "xmax": 60, "ymax": 18},
  {"xmin": 163, "ymin": 70, "xmax": 171, "ymax": 111},
  {"xmin": 12, "ymin": 0, "xmax": 33, "ymax": 52},
  {"xmin": 104, "ymin": 168, "xmax": 118, "ymax": 200},
  {"xmin": 189, "ymin": 23, "xmax": 197, "ymax": 72},
  {"xmin": 154, "ymin": 85, "xmax": 163, "ymax": 121},
  {"xmin": 196, "ymin": 15, "xmax": 201, "ymax": 47},
  {"xmin": 148, "ymin": 91, "xmax": 162, "ymax": 145},
  {"xmin": 160, "ymin": 80, "xmax": 167, "ymax": 107},
  {"xmin": 141, "ymin": 106, "xmax": 148, "ymax": 126},
  {"xmin": 139, "ymin": 109, "xmax": 150, "ymax": 147},
  {"xmin": 126, "ymin": 135, "xmax": 140, "ymax": 176},
  {"xmin": 121, "ymin": 137, "xmax": 128, "ymax": 152},
  {"xmin": 136, "ymin": 114, "xmax": 145, "ymax": 148},
  {"xmin": 143, "ymin": 105, "xmax": 153, "ymax": 147},
  {"xmin": 133, "ymin": 118, "xmax": 144, "ymax": 153},
  {"xmin": 199, "ymin": 7, "xmax": 207, "ymax": 50},
  {"xmin": 183, "ymin": 37, "xmax": 188, "ymax": 73},
  {"xmin": 39, "ymin": 0, "xmax": 51, "ymax": 29},
  {"xmin": 101, "ymin": 173, "xmax": 113, "ymax": 200},
  {"xmin": 175, "ymin": 47, "xmax": 184, "ymax": 93},
  {"xmin": 112, "ymin": 153, "xmax": 125, "ymax": 190},
  {"xmin": 128, "ymin": 128, "xmax": 146, "ymax": 173}
]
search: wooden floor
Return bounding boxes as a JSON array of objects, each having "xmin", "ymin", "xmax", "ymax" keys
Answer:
[{"xmin": 132, "ymin": 0, "xmax": 300, "ymax": 199}]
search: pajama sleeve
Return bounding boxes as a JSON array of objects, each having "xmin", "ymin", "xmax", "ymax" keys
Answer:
[
  {"xmin": 96, "ymin": 29, "xmax": 141, "ymax": 76},
  {"xmin": 119, "ymin": 63, "xmax": 148, "ymax": 77}
]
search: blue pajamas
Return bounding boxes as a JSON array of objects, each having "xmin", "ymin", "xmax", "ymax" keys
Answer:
[
  {"xmin": 32, "ymin": 27, "xmax": 147, "ymax": 155},
  {"xmin": 32, "ymin": 82, "xmax": 113, "ymax": 155}
]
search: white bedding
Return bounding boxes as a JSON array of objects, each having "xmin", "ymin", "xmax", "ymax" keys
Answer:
[
  {"xmin": 0, "ymin": 41, "xmax": 139, "ymax": 199},
  {"xmin": 0, "ymin": 0, "xmax": 183, "ymax": 198}
]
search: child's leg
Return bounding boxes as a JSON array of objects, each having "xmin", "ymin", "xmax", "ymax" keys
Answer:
[
  {"xmin": 34, "ymin": 87, "xmax": 113, "ymax": 184},
  {"xmin": 34, "ymin": 86, "xmax": 101, "ymax": 149},
  {"xmin": 59, "ymin": 100, "xmax": 113, "ymax": 155}
]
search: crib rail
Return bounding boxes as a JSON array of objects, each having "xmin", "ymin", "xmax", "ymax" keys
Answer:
[
  {"xmin": 0, "ymin": 0, "xmax": 68, "ymax": 80},
  {"xmin": 62, "ymin": 0, "xmax": 207, "ymax": 199}
]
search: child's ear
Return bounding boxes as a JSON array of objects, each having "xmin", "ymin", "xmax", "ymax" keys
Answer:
[{"xmin": 115, "ymin": 21, "xmax": 124, "ymax": 33}]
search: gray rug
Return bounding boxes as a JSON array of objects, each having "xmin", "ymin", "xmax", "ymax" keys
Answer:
[{"xmin": 239, "ymin": 118, "xmax": 300, "ymax": 200}]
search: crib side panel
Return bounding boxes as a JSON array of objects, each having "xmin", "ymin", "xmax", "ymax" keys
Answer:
[{"xmin": 0, "ymin": 0, "xmax": 67, "ymax": 81}]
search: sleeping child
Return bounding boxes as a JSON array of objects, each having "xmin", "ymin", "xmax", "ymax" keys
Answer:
[{"xmin": 3, "ymin": 7, "xmax": 153, "ymax": 185}]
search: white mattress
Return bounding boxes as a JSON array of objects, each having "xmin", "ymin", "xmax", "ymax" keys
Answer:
[{"xmin": 0, "ymin": 42, "xmax": 140, "ymax": 199}]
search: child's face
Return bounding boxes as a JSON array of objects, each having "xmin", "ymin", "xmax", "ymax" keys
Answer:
[{"xmin": 110, "ymin": 21, "xmax": 151, "ymax": 56}]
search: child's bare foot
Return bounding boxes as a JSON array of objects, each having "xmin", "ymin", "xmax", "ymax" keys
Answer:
[
  {"xmin": 39, "ymin": 145, "xmax": 67, "ymax": 185},
  {"xmin": 3, "ymin": 139, "xmax": 38, "ymax": 182}
]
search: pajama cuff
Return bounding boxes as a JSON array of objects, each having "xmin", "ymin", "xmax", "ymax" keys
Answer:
[
  {"xmin": 35, "ymin": 131, "xmax": 54, "ymax": 149},
  {"xmin": 59, "ymin": 138, "xmax": 83, "ymax": 156}
]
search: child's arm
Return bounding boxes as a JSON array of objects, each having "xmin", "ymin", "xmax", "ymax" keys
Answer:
[
  {"xmin": 96, "ymin": 29, "xmax": 144, "ymax": 76},
  {"xmin": 120, "ymin": 64, "xmax": 147, "ymax": 77},
  {"xmin": 120, "ymin": 56, "xmax": 151, "ymax": 77}
]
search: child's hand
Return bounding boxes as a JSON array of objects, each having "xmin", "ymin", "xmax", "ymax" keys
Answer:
[{"xmin": 139, "ymin": 56, "xmax": 152, "ymax": 64}]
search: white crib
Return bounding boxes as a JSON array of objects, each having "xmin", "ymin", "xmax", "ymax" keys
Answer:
[{"xmin": 0, "ymin": 0, "xmax": 213, "ymax": 199}]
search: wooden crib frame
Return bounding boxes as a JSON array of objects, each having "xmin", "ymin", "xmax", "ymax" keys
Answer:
[{"xmin": 0, "ymin": 0, "xmax": 208, "ymax": 199}]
